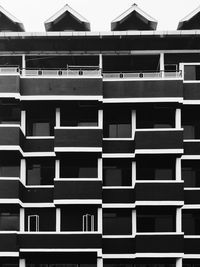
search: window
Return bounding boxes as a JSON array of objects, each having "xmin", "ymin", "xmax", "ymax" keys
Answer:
[
  {"xmin": 182, "ymin": 160, "xmax": 200, "ymax": 187},
  {"xmin": 182, "ymin": 107, "xmax": 200, "ymax": 139},
  {"xmin": 182, "ymin": 210, "xmax": 200, "ymax": 235},
  {"xmin": 26, "ymin": 158, "xmax": 55, "ymax": 185},
  {"xmin": 60, "ymin": 156, "xmax": 97, "ymax": 178},
  {"xmin": 0, "ymin": 158, "xmax": 20, "ymax": 177},
  {"xmin": 103, "ymin": 209, "xmax": 132, "ymax": 235},
  {"xmin": 82, "ymin": 214, "xmax": 95, "ymax": 231},
  {"xmin": 0, "ymin": 208, "xmax": 19, "ymax": 231},
  {"xmin": 104, "ymin": 108, "xmax": 131, "ymax": 138},
  {"xmin": 0, "ymin": 103, "xmax": 20, "ymax": 124},
  {"xmin": 103, "ymin": 159, "xmax": 132, "ymax": 186},
  {"xmin": 184, "ymin": 65, "xmax": 200, "ymax": 80}
]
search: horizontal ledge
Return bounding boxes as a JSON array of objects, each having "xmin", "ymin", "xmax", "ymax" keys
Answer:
[
  {"xmin": 135, "ymin": 201, "xmax": 184, "ymax": 206},
  {"xmin": 136, "ymin": 180, "xmax": 183, "ymax": 183},
  {"xmin": 26, "ymin": 136, "xmax": 55, "ymax": 139},
  {"xmin": 55, "ymin": 127, "xmax": 101, "ymax": 130},
  {"xmin": 21, "ymin": 96, "xmax": 103, "ymax": 101},
  {"xmin": 102, "ymin": 153, "xmax": 135, "ymax": 158},
  {"xmin": 103, "ymin": 138, "xmax": 134, "ymax": 140},
  {"xmin": 103, "ymin": 98, "xmax": 183, "ymax": 103},
  {"xmin": 54, "ymin": 178, "xmax": 100, "ymax": 181},
  {"xmin": 55, "ymin": 147, "xmax": 102, "ymax": 152},
  {"xmin": 136, "ymin": 128, "xmax": 183, "ymax": 132},
  {"xmin": 54, "ymin": 200, "xmax": 102, "ymax": 204},
  {"xmin": 135, "ymin": 149, "xmax": 184, "ymax": 154}
]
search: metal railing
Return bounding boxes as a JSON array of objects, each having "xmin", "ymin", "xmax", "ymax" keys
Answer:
[{"xmin": 103, "ymin": 71, "xmax": 182, "ymax": 79}]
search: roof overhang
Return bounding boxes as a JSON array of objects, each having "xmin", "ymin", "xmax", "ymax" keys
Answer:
[
  {"xmin": 178, "ymin": 5, "xmax": 200, "ymax": 30},
  {"xmin": 0, "ymin": 5, "xmax": 24, "ymax": 31}
]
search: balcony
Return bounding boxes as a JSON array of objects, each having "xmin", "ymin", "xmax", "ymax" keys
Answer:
[
  {"xmin": 103, "ymin": 237, "xmax": 134, "ymax": 254},
  {"xmin": 136, "ymin": 234, "xmax": 183, "ymax": 253},
  {"xmin": 54, "ymin": 128, "xmax": 102, "ymax": 152},
  {"xmin": 184, "ymin": 237, "xmax": 200, "ymax": 254},
  {"xmin": 19, "ymin": 233, "xmax": 102, "ymax": 250},
  {"xmin": 135, "ymin": 129, "xmax": 183, "ymax": 154},
  {"xmin": 54, "ymin": 180, "xmax": 102, "ymax": 203},
  {"xmin": 23, "ymin": 138, "xmax": 54, "ymax": 153},
  {"xmin": 0, "ymin": 180, "xmax": 21, "ymax": 201},
  {"xmin": 184, "ymin": 189, "xmax": 200, "ymax": 204},
  {"xmin": 0, "ymin": 67, "xmax": 20, "ymax": 96},
  {"xmin": 0, "ymin": 126, "xmax": 24, "ymax": 152},
  {"xmin": 136, "ymin": 182, "xmax": 184, "ymax": 203},
  {"xmin": 22, "ymin": 187, "xmax": 53, "ymax": 203},
  {"xmin": 103, "ymin": 188, "xmax": 135, "ymax": 203},
  {"xmin": 0, "ymin": 233, "xmax": 18, "ymax": 252},
  {"xmin": 103, "ymin": 139, "xmax": 134, "ymax": 154}
]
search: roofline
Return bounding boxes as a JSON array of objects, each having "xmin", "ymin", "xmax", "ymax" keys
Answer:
[
  {"xmin": 111, "ymin": 4, "xmax": 158, "ymax": 24},
  {"xmin": 179, "ymin": 5, "xmax": 200, "ymax": 24},
  {"xmin": 0, "ymin": 29, "xmax": 200, "ymax": 38},
  {"xmin": 0, "ymin": 5, "xmax": 25, "ymax": 31},
  {"xmin": 44, "ymin": 4, "xmax": 90, "ymax": 26}
]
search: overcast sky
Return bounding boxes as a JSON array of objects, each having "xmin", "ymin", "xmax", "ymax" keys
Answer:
[{"xmin": 2, "ymin": 0, "xmax": 200, "ymax": 31}]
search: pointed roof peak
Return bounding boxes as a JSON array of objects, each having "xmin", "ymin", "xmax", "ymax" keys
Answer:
[
  {"xmin": 111, "ymin": 4, "xmax": 157, "ymax": 31},
  {"xmin": 178, "ymin": 5, "xmax": 200, "ymax": 30},
  {"xmin": 0, "ymin": 4, "xmax": 24, "ymax": 31},
  {"xmin": 45, "ymin": 3, "xmax": 90, "ymax": 31}
]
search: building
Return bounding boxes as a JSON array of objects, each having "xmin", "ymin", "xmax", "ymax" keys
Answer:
[{"xmin": 1, "ymin": 2, "xmax": 200, "ymax": 267}]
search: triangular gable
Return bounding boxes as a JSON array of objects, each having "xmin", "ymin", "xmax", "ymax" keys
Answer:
[
  {"xmin": 178, "ymin": 5, "xmax": 200, "ymax": 30},
  {"xmin": 111, "ymin": 3, "xmax": 157, "ymax": 31},
  {"xmin": 0, "ymin": 5, "xmax": 24, "ymax": 31},
  {"xmin": 45, "ymin": 4, "xmax": 90, "ymax": 31}
]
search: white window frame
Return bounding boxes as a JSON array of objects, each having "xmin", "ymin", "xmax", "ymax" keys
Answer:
[{"xmin": 28, "ymin": 215, "xmax": 39, "ymax": 232}]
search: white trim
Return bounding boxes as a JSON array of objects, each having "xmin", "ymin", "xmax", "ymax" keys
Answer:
[
  {"xmin": 21, "ymin": 110, "xmax": 26, "ymax": 135},
  {"xmin": 0, "ymin": 93, "xmax": 20, "ymax": 98},
  {"xmin": 176, "ymin": 207, "xmax": 182, "ymax": 233},
  {"xmin": 26, "ymin": 136, "xmax": 55, "ymax": 139},
  {"xmin": 102, "ymin": 204, "xmax": 135, "ymax": 208},
  {"xmin": 0, "ymin": 124, "xmax": 21, "ymax": 128},
  {"xmin": 132, "ymin": 161, "xmax": 136, "ymax": 187},
  {"xmin": 103, "ymin": 254, "xmax": 135, "ymax": 259},
  {"xmin": 102, "ymin": 153, "xmax": 135, "ymax": 158},
  {"xmin": 184, "ymin": 188, "xmax": 200, "ymax": 190},
  {"xmin": 20, "ymin": 208, "xmax": 25, "ymax": 232},
  {"xmin": 176, "ymin": 157, "xmax": 182, "ymax": 181},
  {"xmin": 98, "ymin": 158, "xmax": 102, "ymax": 180},
  {"xmin": 0, "ymin": 5, "xmax": 23, "ymax": 24},
  {"xmin": 135, "ymin": 253, "xmax": 184, "ymax": 258},
  {"xmin": 103, "ymin": 235, "xmax": 134, "ymax": 238},
  {"xmin": 132, "ymin": 110, "xmax": 136, "ymax": 139},
  {"xmin": 98, "ymin": 207, "xmax": 102, "ymax": 233},
  {"xmin": 98, "ymin": 109, "xmax": 103, "ymax": 129},
  {"xmin": 0, "ymin": 252, "xmax": 19, "ymax": 257},
  {"xmin": 55, "ymin": 147, "xmax": 102, "ymax": 152},
  {"xmin": 0, "ymin": 145, "xmax": 23, "ymax": 154},
  {"xmin": 55, "ymin": 126, "xmax": 101, "ymax": 130},
  {"xmin": 111, "ymin": 4, "xmax": 157, "ymax": 24},
  {"xmin": 54, "ymin": 178, "xmax": 99, "ymax": 181},
  {"xmin": 103, "ymin": 138, "xmax": 134, "ymax": 141},
  {"xmin": 135, "ymin": 149, "xmax": 184, "ymax": 154},
  {"xmin": 45, "ymin": 4, "xmax": 90, "ymax": 24},
  {"xmin": 175, "ymin": 109, "xmax": 181, "ymax": 130},
  {"xmin": 136, "ymin": 180, "xmax": 183, "ymax": 183},
  {"xmin": 184, "ymin": 235, "xmax": 200, "ymax": 238},
  {"xmin": 23, "ymin": 152, "xmax": 56, "ymax": 157},
  {"xmin": 22, "ymin": 203, "xmax": 55, "ymax": 208},
  {"xmin": 56, "ymin": 108, "xmax": 60, "ymax": 127},
  {"xmin": 184, "ymin": 139, "xmax": 200, "ymax": 142},
  {"xmin": 103, "ymin": 98, "xmax": 183, "ymax": 103},
  {"xmin": 103, "ymin": 186, "xmax": 134, "ymax": 189},
  {"xmin": 182, "ymin": 155, "xmax": 200, "ymax": 160},
  {"xmin": 0, "ymin": 177, "xmax": 20, "ymax": 181},
  {"xmin": 179, "ymin": 5, "xmax": 200, "ymax": 24},
  {"xmin": 183, "ymin": 205, "xmax": 200, "ymax": 209},
  {"xmin": 55, "ymin": 159, "xmax": 60, "ymax": 179},
  {"xmin": 25, "ymin": 185, "xmax": 54, "ymax": 188},
  {"xmin": 54, "ymin": 200, "xmax": 102, "ymax": 205},
  {"xmin": 132, "ymin": 209, "xmax": 136, "ymax": 236},
  {"xmin": 184, "ymin": 255, "xmax": 200, "ymax": 259},
  {"xmin": 135, "ymin": 201, "xmax": 184, "ymax": 206},
  {"xmin": 21, "ymin": 231, "xmax": 101, "ymax": 234},
  {"xmin": 56, "ymin": 208, "xmax": 61, "ymax": 232},
  {"xmin": 21, "ymin": 96, "xmax": 103, "ymax": 101},
  {"xmin": 183, "ymin": 100, "xmax": 200, "ymax": 105},
  {"xmin": 136, "ymin": 232, "xmax": 183, "ymax": 235},
  {"xmin": 136, "ymin": 128, "xmax": 183, "ymax": 132}
]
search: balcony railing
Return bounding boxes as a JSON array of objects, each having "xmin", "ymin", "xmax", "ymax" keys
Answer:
[{"xmin": 103, "ymin": 71, "xmax": 182, "ymax": 79}]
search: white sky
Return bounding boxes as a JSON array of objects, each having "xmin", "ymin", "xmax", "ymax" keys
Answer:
[{"xmin": 1, "ymin": 0, "xmax": 200, "ymax": 31}]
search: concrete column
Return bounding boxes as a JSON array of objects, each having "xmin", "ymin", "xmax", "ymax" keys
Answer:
[
  {"xmin": 132, "ymin": 161, "xmax": 136, "ymax": 187},
  {"xmin": 19, "ymin": 259, "xmax": 26, "ymax": 267},
  {"xmin": 20, "ymin": 208, "xmax": 25, "ymax": 232},
  {"xmin": 21, "ymin": 110, "xmax": 26, "ymax": 135},
  {"xmin": 55, "ymin": 159, "xmax": 60, "ymax": 179},
  {"xmin": 131, "ymin": 110, "xmax": 136, "ymax": 138},
  {"xmin": 98, "ymin": 207, "xmax": 102, "ymax": 233},
  {"xmin": 56, "ymin": 108, "xmax": 60, "ymax": 127},
  {"xmin": 175, "ymin": 108, "xmax": 181, "ymax": 130},
  {"xmin": 176, "ymin": 158, "xmax": 181, "ymax": 181},
  {"xmin": 176, "ymin": 258, "xmax": 182, "ymax": 267},
  {"xmin": 98, "ymin": 109, "xmax": 103, "ymax": 128},
  {"xmin": 98, "ymin": 158, "xmax": 102, "ymax": 180},
  {"xmin": 99, "ymin": 54, "xmax": 103, "ymax": 70},
  {"xmin": 56, "ymin": 208, "xmax": 61, "ymax": 232},
  {"xmin": 22, "ymin": 54, "xmax": 26, "ymax": 76},
  {"xmin": 132, "ymin": 209, "xmax": 137, "ymax": 236},
  {"xmin": 20, "ymin": 159, "xmax": 26, "ymax": 184},
  {"xmin": 160, "ymin": 52, "xmax": 164, "ymax": 77},
  {"xmin": 176, "ymin": 207, "xmax": 182, "ymax": 233},
  {"xmin": 97, "ymin": 258, "xmax": 103, "ymax": 267}
]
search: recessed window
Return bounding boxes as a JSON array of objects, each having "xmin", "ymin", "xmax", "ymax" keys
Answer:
[
  {"xmin": 0, "ymin": 207, "xmax": 19, "ymax": 231},
  {"xmin": 103, "ymin": 209, "xmax": 132, "ymax": 235},
  {"xmin": 26, "ymin": 158, "xmax": 55, "ymax": 185},
  {"xmin": 0, "ymin": 103, "xmax": 20, "ymax": 124},
  {"xmin": 0, "ymin": 158, "xmax": 20, "ymax": 177},
  {"xmin": 103, "ymin": 159, "xmax": 132, "ymax": 186},
  {"xmin": 182, "ymin": 210, "xmax": 200, "ymax": 235},
  {"xmin": 182, "ymin": 107, "xmax": 200, "ymax": 139},
  {"xmin": 60, "ymin": 156, "xmax": 97, "ymax": 178},
  {"xmin": 182, "ymin": 160, "xmax": 200, "ymax": 187},
  {"xmin": 184, "ymin": 65, "xmax": 200, "ymax": 80}
]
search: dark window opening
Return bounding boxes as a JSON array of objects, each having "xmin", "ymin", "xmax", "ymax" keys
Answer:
[
  {"xmin": 60, "ymin": 156, "xmax": 97, "ymax": 178},
  {"xmin": 103, "ymin": 209, "xmax": 132, "ymax": 235},
  {"xmin": 60, "ymin": 103, "xmax": 98, "ymax": 127},
  {"xmin": 103, "ymin": 159, "xmax": 132, "ymax": 186},
  {"xmin": 182, "ymin": 160, "xmax": 200, "ymax": 187},
  {"xmin": 26, "ymin": 158, "xmax": 55, "ymax": 185},
  {"xmin": 25, "ymin": 208, "xmax": 56, "ymax": 232},
  {"xmin": 184, "ymin": 65, "xmax": 200, "ymax": 80},
  {"xmin": 104, "ymin": 108, "xmax": 131, "ymax": 138},
  {"xmin": 0, "ymin": 102, "xmax": 20, "ymax": 124},
  {"xmin": 136, "ymin": 156, "xmax": 175, "ymax": 180},
  {"xmin": 137, "ymin": 105, "xmax": 175, "ymax": 129},
  {"xmin": 183, "ymin": 260, "xmax": 200, "ymax": 267},
  {"xmin": 61, "ymin": 206, "xmax": 97, "ymax": 231},
  {"xmin": 182, "ymin": 210, "xmax": 200, "ymax": 235},
  {"xmin": 137, "ymin": 207, "xmax": 176, "ymax": 232},
  {"xmin": 0, "ymin": 207, "xmax": 19, "ymax": 231},
  {"xmin": 0, "ymin": 158, "xmax": 20, "ymax": 177},
  {"xmin": 182, "ymin": 108, "xmax": 200, "ymax": 139}
]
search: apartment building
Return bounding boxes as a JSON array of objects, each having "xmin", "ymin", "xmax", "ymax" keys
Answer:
[{"xmin": 0, "ymin": 3, "xmax": 200, "ymax": 267}]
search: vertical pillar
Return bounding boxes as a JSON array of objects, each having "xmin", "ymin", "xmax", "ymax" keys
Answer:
[
  {"xmin": 160, "ymin": 52, "xmax": 164, "ymax": 77},
  {"xmin": 20, "ymin": 208, "xmax": 25, "ymax": 232},
  {"xmin": 22, "ymin": 54, "xmax": 26, "ymax": 76},
  {"xmin": 98, "ymin": 158, "xmax": 102, "ymax": 180},
  {"xmin": 176, "ymin": 158, "xmax": 181, "ymax": 181},
  {"xmin": 97, "ymin": 258, "xmax": 103, "ymax": 267},
  {"xmin": 99, "ymin": 54, "xmax": 103, "ymax": 70},
  {"xmin": 19, "ymin": 259, "xmax": 26, "ymax": 267},
  {"xmin": 98, "ymin": 207, "xmax": 102, "ymax": 233},
  {"xmin": 56, "ymin": 108, "xmax": 60, "ymax": 127},
  {"xmin": 132, "ymin": 209, "xmax": 137, "ymax": 236},
  {"xmin": 176, "ymin": 207, "xmax": 182, "ymax": 233},
  {"xmin": 98, "ymin": 109, "xmax": 103, "ymax": 128},
  {"xmin": 131, "ymin": 110, "xmax": 136, "ymax": 138},
  {"xmin": 176, "ymin": 258, "xmax": 182, "ymax": 267},
  {"xmin": 56, "ymin": 208, "xmax": 61, "ymax": 232},
  {"xmin": 175, "ymin": 108, "xmax": 181, "ymax": 130},
  {"xmin": 20, "ymin": 159, "xmax": 26, "ymax": 184},
  {"xmin": 55, "ymin": 159, "xmax": 60, "ymax": 179},
  {"xmin": 21, "ymin": 110, "xmax": 26, "ymax": 135},
  {"xmin": 132, "ymin": 161, "xmax": 136, "ymax": 187}
]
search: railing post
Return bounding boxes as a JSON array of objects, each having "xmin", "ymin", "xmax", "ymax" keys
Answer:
[{"xmin": 160, "ymin": 52, "xmax": 165, "ymax": 78}]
